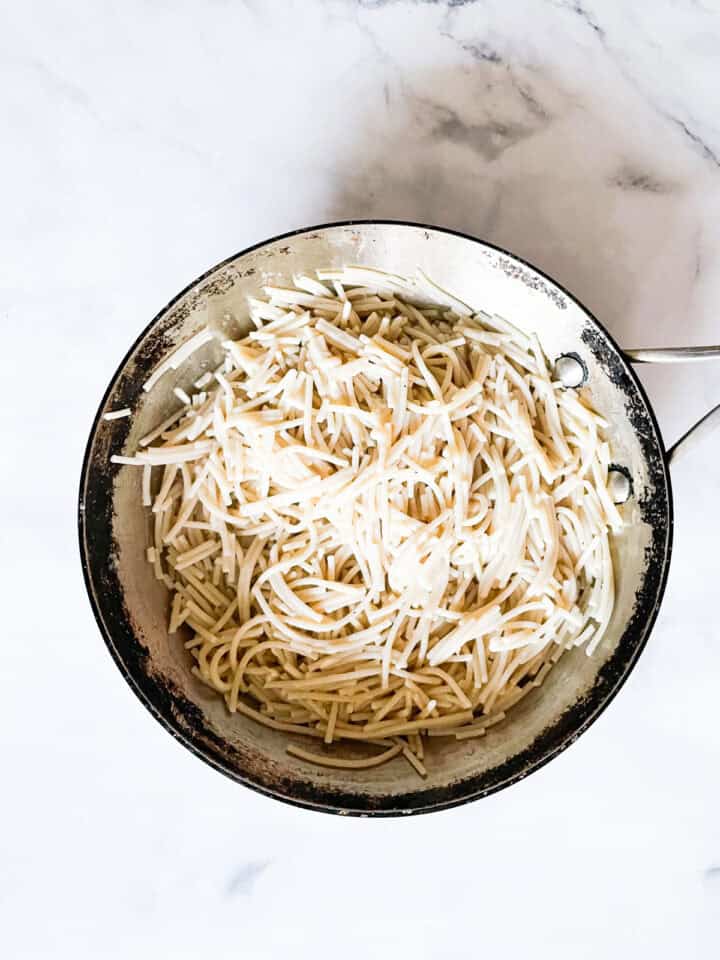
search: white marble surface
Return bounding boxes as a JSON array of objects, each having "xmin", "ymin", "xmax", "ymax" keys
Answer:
[{"xmin": 2, "ymin": 1, "xmax": 719, "ymax": 957}]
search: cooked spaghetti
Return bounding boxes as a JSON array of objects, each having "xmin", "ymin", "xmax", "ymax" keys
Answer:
[{"xmin": 112, "ymin": 265, "xmax": 623, "ymax": 778}]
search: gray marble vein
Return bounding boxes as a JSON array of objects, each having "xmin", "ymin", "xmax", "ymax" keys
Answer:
[
  {"xmin": 668, "ymin": 116, "xmax": 720, "ymax": 167},
  {"xmin": 561, "ymin": 0, "xmax": 606, "ymax": 39},
  {"xmin": 610, "ymin": 167, "xmax": 675, "ymax": 194},
  {"xmin": 225, "ymin": 860, "xmax": 272, "ymax": 897}
]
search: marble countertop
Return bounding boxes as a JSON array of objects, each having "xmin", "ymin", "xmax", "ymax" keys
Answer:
[{"xmin": 2, "ymin": 1, "xmax": 719, "ymax": 957}]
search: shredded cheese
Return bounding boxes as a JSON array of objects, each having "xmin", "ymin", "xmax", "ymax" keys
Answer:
[
  {"xmin": 115, "ymin": 266, "xmax": 624, "ymax": 777},
  {"xmin": 143, "ymin": 328, "xmax": 215, "ymax": 393},
  {"xmin": 103, "ymin": 408, "xmax": 131, "ymax": 421}
]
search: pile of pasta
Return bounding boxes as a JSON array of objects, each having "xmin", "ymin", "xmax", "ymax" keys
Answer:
[{"xmin": 112, "ymin": 266, "xmax": 622, "ymax": 777}]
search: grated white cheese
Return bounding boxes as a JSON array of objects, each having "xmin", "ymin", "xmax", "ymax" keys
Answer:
[
  {"xmin": 115, "ymin": 266, "xmax": 624, "ymax": 776},
  {"xmin": 143, "ymin": 328, "xmax": 215, "ymax": 393}
]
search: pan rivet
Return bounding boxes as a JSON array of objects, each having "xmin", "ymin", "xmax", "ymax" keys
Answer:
[
  {"xmin": 555, "ymin": 353, "xmax": 587, "ymax": 388},
  {"xmin": 608, "ymin": 467, "xmax": 632, "ymax": 504}
]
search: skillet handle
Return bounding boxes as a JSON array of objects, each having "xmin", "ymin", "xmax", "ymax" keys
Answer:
[
  {"xmin": 623, "ymin": 346, "xmax": 720, "ymax": 466},
  {"xmin": 665, "ymin": 403, "xmax": 720, "ymax": 466},
  {"xmin": 623, "ymin": 345, "xmax": 720, "ymax": 363}
]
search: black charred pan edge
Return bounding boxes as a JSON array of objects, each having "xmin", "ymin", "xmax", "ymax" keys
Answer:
[{"xmin": 78, "ymin": 220, "xmax": 673, "ymax": 816}]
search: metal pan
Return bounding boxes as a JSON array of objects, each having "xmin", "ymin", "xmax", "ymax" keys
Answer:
[{"xmin": 78, "ymin": 221, "xmax": 720, "ymax": 816}]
